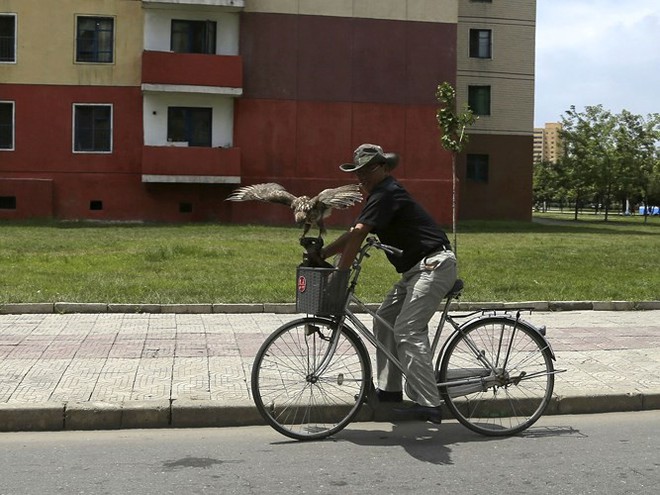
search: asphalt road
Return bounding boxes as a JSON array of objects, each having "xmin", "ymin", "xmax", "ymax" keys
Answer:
[{"xmin": 0, "ymin": 411, "xmax": 658, "ymax": 495}]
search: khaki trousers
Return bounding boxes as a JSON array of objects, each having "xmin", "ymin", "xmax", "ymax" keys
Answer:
[{"xmin": 374, "ymin": 250, "xmax": 457, "ymax": 407}]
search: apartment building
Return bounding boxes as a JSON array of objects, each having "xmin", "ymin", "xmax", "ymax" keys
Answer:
[
  {"xmin": 534, "ymin": 122, "xmax": 563, "ymax": 164},
  {"xmin": 456, "ymin": 0, "xmax": 536, "ymax": 220},
  {"xmin": 0, "ymin": 0, "xmax": 536, "ymax": 224}
]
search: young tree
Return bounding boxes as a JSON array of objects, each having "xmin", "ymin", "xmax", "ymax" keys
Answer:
[{"xmin": 435, "ymin": 82, "xmax": 476, "ymax": 251}]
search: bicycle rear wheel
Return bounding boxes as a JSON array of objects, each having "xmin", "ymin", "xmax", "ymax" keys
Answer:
[
  {"xmin": 251, "ymin": 317, "xmax": 371, "ymax": 441},
  {"xmin": 438, "ymin": 316, "xmax": 555, "ymax": 436}
]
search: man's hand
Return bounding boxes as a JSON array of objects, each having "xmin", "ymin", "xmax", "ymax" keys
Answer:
[{"xmin": 336, "ymin": 223, "xmax": 372, "ymax": 270}]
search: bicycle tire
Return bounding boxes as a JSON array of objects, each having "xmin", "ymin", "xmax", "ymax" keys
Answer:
[
  {"xmin": 437, "ymin": 316, "xmax": 555, "ymax": 436},
  {"xmin": 251, "ymin": 317, "xmax": 372, "ymax": 441}
]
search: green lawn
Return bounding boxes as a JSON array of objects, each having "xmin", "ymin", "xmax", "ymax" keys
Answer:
[{"xmin": 0, "ymin": 217, "xmax": 657, "ymax": 304}]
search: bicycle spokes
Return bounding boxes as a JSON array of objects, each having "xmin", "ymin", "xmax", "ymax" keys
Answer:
[
  {"xmin": 438, "ymin": 317, "xmax": 555, "ymax": 436},
  {"xmin": 252, "ymin": 318, "xmax": 371, "ymax": 440}
]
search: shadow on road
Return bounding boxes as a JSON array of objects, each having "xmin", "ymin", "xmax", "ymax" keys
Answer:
[{"xmin": 336, "ymin": 420, "xmax": 586, "ymax": 465}]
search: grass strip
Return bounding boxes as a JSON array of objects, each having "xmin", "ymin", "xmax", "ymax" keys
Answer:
[{"xmin": 0, "ymin": 217, "xmax": 657, "ymax": 304}]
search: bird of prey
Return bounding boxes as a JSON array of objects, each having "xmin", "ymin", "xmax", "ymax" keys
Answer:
[{"xmin": 226, "ymin": 183, "xmax": 363, "ymax": 238}]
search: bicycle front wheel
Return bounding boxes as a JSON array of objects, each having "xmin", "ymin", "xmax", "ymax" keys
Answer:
[
  {"xmin": 251, "ymin": 317, "xmax": 371, "ymax": 441},
  {"xmin": 438, "ymin": 316, "xmax": 555, "ymax": 436}
]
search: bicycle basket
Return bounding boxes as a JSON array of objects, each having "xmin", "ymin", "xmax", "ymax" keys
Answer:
[{"xmin": 295, "ymin": 267, "xmax": 349, "ymax": 315}]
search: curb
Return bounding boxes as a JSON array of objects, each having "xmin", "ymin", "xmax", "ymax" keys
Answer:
[
  {"xmin": 0, "ymin": 399, "xmax": 257, "ymax": 432},
  {"xmin": 1, "ymin": 394, "xmax": 659, "ymax": 433},
  {"xmin": 2, "ymin": 301, "xmax": 660, "ymax": 315}
]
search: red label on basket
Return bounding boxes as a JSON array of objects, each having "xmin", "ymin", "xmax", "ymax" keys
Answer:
[{"xmin": 297, "ymin": 275, "xmax": 307, "ymax": 293}]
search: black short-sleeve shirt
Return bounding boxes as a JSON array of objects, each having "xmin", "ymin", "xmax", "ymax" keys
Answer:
[{"xmin": 356, "ymin": 176, "xmax": 450, "ymax": 273}]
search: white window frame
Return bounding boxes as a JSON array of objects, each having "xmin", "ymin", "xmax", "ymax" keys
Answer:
[
  {"xmin": 72, "ymin": 103, "xmax": 113, "ymax": 154},
  {"xmin": 0, "ymin": 100, "xmax": 15, "ymax": 151},
  {"xmin": 0, "ymin": 13, "xmax": 17, "ymax": 64}
]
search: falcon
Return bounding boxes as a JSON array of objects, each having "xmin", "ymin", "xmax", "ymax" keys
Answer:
[{"xmin": 226, "ymin": 183, "xmax": 363, "ymax": 238}]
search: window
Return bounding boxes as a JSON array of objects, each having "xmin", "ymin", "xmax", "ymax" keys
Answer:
[
  {"xmin": 171, "ymin": 19, "xmax": 216, "ymax": 54},
  {"xmin": 0, "ymin": 14, "xmax": 16, "ymax": 62},
  {"xmin": 76, "ymin": 16, "xmax": 114, "ymax": 63},
  {"xmin": 74, "ymin": 104, "xmax": 112, "ymax": 152},
  {"xmin": 0, "ymin": 196, "xmax": 16, "ymax": 210},
  {"xmin": 167, "ymin": 107, "xmax": 212, "ymax": 147},
  {"xmin": 0, "ymin": 101, "xmax": 14, "ymax": 150},
  {"xmin": 466, "ymin": 154, "xmax": 489, "ymax": 183},
  {"xmin": 469, "ymin": 29, "xmax": 492, "ymax": 58},
  {"xmin": 468, "ymin": 85, "xmax": 491, "ymax": 116}
]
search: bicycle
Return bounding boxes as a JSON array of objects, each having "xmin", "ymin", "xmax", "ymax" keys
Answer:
[{"xmin": 251, "ymin": 237, "xmax": 561, "ymax": 441}]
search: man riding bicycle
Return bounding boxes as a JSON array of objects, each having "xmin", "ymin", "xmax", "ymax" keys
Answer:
[{"xmin": 320, "ymin": 143, "xmax": 458, "ymax": 423}]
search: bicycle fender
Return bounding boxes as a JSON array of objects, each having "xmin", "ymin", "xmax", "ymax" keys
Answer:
[
  {"xmin": 498, "ymin": 315, "xmax": 556, "ymax": 361},
  {"xmin": 442, "ymin": 314, "xmax": 556, "ymax": 362},
  {"xmin": 522, "ymin": 319, "xmax": 556, "ymax": 361}
]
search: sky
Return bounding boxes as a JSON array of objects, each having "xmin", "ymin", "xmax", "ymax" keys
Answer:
[{"xmin": 534, "ymin": 0, "xmax": 660, "ymax": 127}]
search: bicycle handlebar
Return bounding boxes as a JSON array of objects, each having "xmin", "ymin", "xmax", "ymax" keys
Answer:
[{"xmin": 366, "ymin": 237, "xmax": 403, "ymax": 257}]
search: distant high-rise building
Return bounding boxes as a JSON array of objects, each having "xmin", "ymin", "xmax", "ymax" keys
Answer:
[{"xmin": 533, "ymin": 123, "xmax": 563, "ymax": 163}]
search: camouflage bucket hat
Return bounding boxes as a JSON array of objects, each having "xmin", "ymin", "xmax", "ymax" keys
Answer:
[{"xmin": 339, "ymin": 143, "xmax": 400, "ymax": 172}]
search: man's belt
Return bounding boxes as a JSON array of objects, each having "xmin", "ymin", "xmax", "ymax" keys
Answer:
[{"xmin": 424, "ymin": 244, "xmax": 452, "ymax": 257}]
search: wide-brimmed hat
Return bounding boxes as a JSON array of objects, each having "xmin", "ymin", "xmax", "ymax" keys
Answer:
[{"xmin": 339, "ymin": 143, "xmax": 399, "ymax": 172}]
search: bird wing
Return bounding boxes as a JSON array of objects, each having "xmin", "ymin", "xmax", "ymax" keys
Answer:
[
  {"xmin": 225, "ymin": 183, "xmax": 297, "ymax": 206},
  {"xmin": 312, "ymin": 184, "xmax": 363, "ymax": 210}
]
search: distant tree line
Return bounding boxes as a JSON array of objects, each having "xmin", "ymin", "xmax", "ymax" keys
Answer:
[{"xmin": 533, "ymin": 105, "xmax": 660, "ymax": 221}]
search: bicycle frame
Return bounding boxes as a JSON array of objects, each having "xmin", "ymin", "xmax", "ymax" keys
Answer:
[
  {"xmin": 252, "ymin": 237, "xmax": 565, "ymax": 440},
  {"xmin": 309, "ymin": 237, "xmax": 559, "ymax": 401},
  {"xmin": 339, "ymin": 289, "xmax": 499, "ymax": 400},
  {"xmin": 308, "ymin": 239, "xmax": 490, "ymax": 400}
]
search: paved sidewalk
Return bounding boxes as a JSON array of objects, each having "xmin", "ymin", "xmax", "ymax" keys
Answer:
[{"xmin": 1, "ymin": 309, "xmax": 659, "ymax": 432}]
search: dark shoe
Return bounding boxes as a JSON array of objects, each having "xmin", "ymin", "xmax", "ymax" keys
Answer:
[
  {"xmin": 393, "ymin": 403, "xmax": 442, "ymax": 424},
  {"xmin": 375, "ymin": 389, "xmax": 403, "ymax": 403}
]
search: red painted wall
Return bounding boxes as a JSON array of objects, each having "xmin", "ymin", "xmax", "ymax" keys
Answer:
[
  {"xmin": 0, "ymin": 178, "xmax": 53, "ymax": 219},
  {"xmin": 233, "ymin": 13, "xmax": 458, "ymax": 227},
  {"xmin": 239, "ymin": 14, "xmax": 456, "ymax": 105},
  {"xmin": 0, "ymin": 84, "xmax": 152, "ymax": 220},
  {"xmin": 142, "ymin": 51, "xmax": 243, "ymax": 88},
  {"xmin": 458, "ymin": 134, "xmax": 534, "ymax": 221},
  {"xmin": 1, "ymin": 83, "xmax": 242, "ymax": 223},
  {"xmin": 1, "ymin": 84, "xmax": 143, "ymax": 175}
]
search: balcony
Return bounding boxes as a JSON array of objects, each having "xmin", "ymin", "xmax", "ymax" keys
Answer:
[
  {"xmin": 142, "ymin": 145, "xmax": 241, "ymax": 183},
  {"xmin": 142, "ymin": 1, "xmax": 244, "ymax": 10},
  {"xmin": 142, "ymin": 51, "xmax": 243, "ymax": 95}
]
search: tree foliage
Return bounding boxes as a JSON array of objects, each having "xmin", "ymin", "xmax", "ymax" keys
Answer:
[
  {"xmin": 534, "ymin": 105, "xmax": 660, "ymax": 221},
  {"xmin": 436, "ymin": 82, "xmax": 477, "ymax": 153},
  {"xmin": 435, "ymin": 82, "xmax": 477, "ymax": 249}
]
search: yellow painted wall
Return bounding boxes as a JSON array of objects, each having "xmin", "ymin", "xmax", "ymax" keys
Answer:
[
  {"xmin": 243, "ymin": 0, "xmax": 458, "ymax": 23},
  {"xmin": 0, "ymin": 0, "xmax": 142, "ymax": 86},
  {"xmin": 456, "ymin": 0, "xmax": 536, "ymax": 135}
]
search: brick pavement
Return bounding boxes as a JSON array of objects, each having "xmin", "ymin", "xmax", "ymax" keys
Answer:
[{"xmin": 0, "ymin": 310, "xmax": 659, "ymax": 431}]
